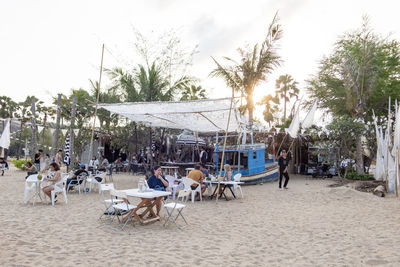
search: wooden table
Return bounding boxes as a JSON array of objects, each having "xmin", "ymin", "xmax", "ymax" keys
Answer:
[
  {"xmin": 206, "ymin": 180, "xmax": 243, "ymax": 201},
  {"xmin": 122, "ymin": 189, "xmax": 171, "ymax": 225}
]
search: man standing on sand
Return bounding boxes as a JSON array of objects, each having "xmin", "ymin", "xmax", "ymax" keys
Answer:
[{"xmin": 278, "ymin": 150, "xmax": 290, "ymax": 189}]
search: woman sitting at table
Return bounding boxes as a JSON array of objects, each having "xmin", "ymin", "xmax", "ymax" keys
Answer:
[
  {"xmin": 42, "ymin": 162, "xmax": 61, "ymax": 202},
  {"xmin": 147, "ymin": 166, "xmax": 169, "ymax": 216},
  {"xmin": 22, "ymin": 161, "xmax": 38, "ymax": 179},
  {"xmin": 223, "ymin": 164, "xmax": 233, "ymax": 181}
]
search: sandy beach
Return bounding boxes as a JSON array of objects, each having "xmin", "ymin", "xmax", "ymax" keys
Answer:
[{"xmin": 1, "ymin": 165, "xmax": 400, "ymax": 266}]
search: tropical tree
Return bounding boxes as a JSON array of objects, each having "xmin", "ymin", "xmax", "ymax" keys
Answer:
[
  {"xmin": 257, "ymin": 94, "xmax": 280, "ymax": 126},
  {"xmin": 180, "ymin": 84, "xmax": 207, "ymax": 100},
  {"xmin": 0, "ymin": 96, "xmax": 19, "ymax": 118},
  {"xmin": 307, "ymin": 16, "xmax": 400, "ymax": 173},
  {"xmin": 275, "ymin": 74, "xmax": 299, "ymax": 123},
  {"xmin": 210, "ymin": 12, "xmax": 282, "ymax": 125}
]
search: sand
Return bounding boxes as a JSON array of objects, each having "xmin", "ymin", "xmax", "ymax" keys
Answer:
[{"xmin": 1, "ymin": 165, "xmax": 400, "ymax": 266}]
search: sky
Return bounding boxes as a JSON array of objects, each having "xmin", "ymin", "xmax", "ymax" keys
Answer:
[{"xmin": 1, "ymin": 0, "xmax": 400, "ymax": 124}]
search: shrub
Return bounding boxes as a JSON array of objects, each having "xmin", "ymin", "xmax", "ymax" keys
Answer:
[
  {"xmin": 345, "ymin": 170, "xmax": 374, "ymax": 181},
  {"xmin": 12, "ymin": 159, "xmax": 27, "ymax": 170}
]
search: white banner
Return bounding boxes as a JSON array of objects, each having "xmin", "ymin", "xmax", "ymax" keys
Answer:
[
  {"xmin": 73, "ymin": 129, "xmax": 79, "ymax": 136},
  {"xmin": 61, "ymin": 129, "xmax": 68, "ymax": 136}
]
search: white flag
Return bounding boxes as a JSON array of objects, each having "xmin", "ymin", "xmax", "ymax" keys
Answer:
[
  {"xmin": 286, "ymin": 101, "xmax": 301, "ymax": 138},
  {"xmin": 73, "ymin": 129, "xmax": 79, "ymax": 136},
  {"xmin": 61, "ymin": 129, "xmax": 68, "ymax": 136},
  {"xmin": 302, "ymin": 100, "xmax": 317, "ymax": 129},
  {"xmin": 0, "ymin": 119, "xmax": 11, "ymax": 149},
  {"xmin": 37, "ymin": 126, "xmax": 44, "ymax": 133}
]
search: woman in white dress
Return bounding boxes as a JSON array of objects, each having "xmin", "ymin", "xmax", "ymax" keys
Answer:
[{"xmin": 42, "ymin": 162, "xmax": 61, "ymax": 201}]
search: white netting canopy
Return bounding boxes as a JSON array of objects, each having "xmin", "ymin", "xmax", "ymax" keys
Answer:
[{"xmin": 98, "ymin": 98, "xmax": 244, "ymax": 133}]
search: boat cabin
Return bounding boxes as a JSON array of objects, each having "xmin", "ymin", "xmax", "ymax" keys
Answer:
[{"xmin": 213, "ymin": 143, "xmax": 266, "ymax": 176}]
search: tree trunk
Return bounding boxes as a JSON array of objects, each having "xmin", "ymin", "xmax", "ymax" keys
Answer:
[
  {"xmin": 246, "ymin": 92, "xmax": 254, "ymax": 126},
  {"xmin": 355, "ymin": 134, "xmax": 364, "ymax": 174},
  {"xmin": 31, "ymin": 99, "xmax": 38, "ymax": 159},
  {"xmin": 69, "ymin": 96, "xmax": 77, "ymax": 166},
  {"xmin": 42, "ymin": 113, "xmax": 47, "ymax": 148},
  {"xmin": 52, "ymin": 94, "xmax": 62, "ymax": 159}
]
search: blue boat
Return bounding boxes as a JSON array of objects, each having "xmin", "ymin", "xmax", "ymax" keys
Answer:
[{"xmin": 213, "ymin": 143, "xmax": 279, "ymax": 184}]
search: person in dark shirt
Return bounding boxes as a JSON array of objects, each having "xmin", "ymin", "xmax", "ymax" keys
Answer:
[
  {"xmin": 147, "ymin": 166, "xmax": 169, "ymax": 216},
  {"xmin": 278, "ymin": 150, "xmax": 291, "ymax": 189},
  {"xmin": 0, "ymin": 158, "xmax": 9, "ymax": 176},
  {"xmin": 200, "ymin": 163, "xmax": 209, "ymax": 178},
  {"xmin": 66, "ymin": 163, "xmax": 88, "ymax": 190},
  {"xmin": 34, "ymin": 149, "xmax": 43, "ymax": 171}
]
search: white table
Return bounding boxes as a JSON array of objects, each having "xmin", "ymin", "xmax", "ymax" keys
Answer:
[
  {"xmin": 121, "ymin": 189, "xmax": 171, "ymax": 225},
  {"xmin": 25, "ymin": 174, "xmax": 45, "ymax": 205}
]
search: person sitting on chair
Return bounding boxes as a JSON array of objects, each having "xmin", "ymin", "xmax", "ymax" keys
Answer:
[
  {"xmin": 98, "ymin": 155, "xmax": 109, "ymax": 171},
  {"xmin": 0, "ymin": 158, "xmax": 9, "ymax": 176},
  {"xmin": 22, "ymin": 161, "xmax": 37, "ymax": 179},
  {"xmin": 188, "ymin": 165, "xmax": 206, "ymax": 201},
  {"xmin": 42, "ymin": 162, "xmax": 61, "ymax": 202},
  {"xmin": 147, "ymin": 166, "xmax": 169, "ymax": 216},
  {"xmin": 200, "ymin": 163, "xmax": 209, "ymax": 179},
  {"xmin": 66, "ymin": 163, "xmax": 88, "ymax": 190},
  {"xmin": 223, "ymin": 164, "xmax": 233, "ymax": 181}
]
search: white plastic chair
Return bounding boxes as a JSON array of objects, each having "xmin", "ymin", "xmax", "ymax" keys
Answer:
[
  {"xmin": 66, "ymin": 172, "xmax": 88, "ymax": 194},
  {"xmin": 163, "ymin": 189, "xmax": 191, "ymax": 229},
  {"xmin": 165, "ymin": 175, "xmax": 180, "ymax": 200},
  {"xmin": 109, "ymin": 189, "xmax": 137, "ymax": 230},
  {"xmin": 51, "ymin": 175, "xmax": 68, "ymax": 206},
  {"xmin": 181, "ymin": 177, "xmax": 202, "ymax": 203},
  {"xmin": 233, "ymin": 173, "xmax": 243, "ymax": 198},
  {"xmin": 86, "ymin": 172, "xmax": 106, "ymax": 193}
]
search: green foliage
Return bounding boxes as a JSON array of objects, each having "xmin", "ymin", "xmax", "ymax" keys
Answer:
[
  {"xmin": 275, "ymin": 74, "xmax": 299, "ymax": 122},
  {"xmin": 345, "ymin": 170, "xmax": 374, "ymax": 180},
  {"xmin": 12, "ymin": 159, "xmax": 27, "ymax": 170},
  {"xmin": 257, "ymin": 94, "xmax": 280, "ymax": 126},
  {"xmin": 180, "ymin": 85, "xmax": 207, "ymax": 100},
  {"xmin": 307, "ymin": 16, "xmax": 400, "ymax": 120},
  {"xmin": 210, "ymin": 12, "xmax": 282, "ymax": 123}
]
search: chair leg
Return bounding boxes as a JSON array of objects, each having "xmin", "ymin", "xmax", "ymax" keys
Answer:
[
  {"xmin": 239, "ymin": 187, "xmax": 243, "ymax": 198},
  {"xmin": 63, "ymin": 190, "xmax": 68, "ymax": 204},
  {"xmin": 51, "ymin": 191, "xmax": 55, "ymax": 206},
  {"xmin": 191, "ymin": 191, "xmax": 195, "ymax": 203}
]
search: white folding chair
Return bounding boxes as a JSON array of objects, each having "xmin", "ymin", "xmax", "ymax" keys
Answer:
[
  {"xmin": 165, "ymin": 175, "xmax": 179, "ymax": 200},
  {"xmin": 99, "ymin": 183, "xmax": 124, "ymax": 221},
  {"xmin": 233, "ymin": 173, "xmax": 243, "ymax": 198},
  {"xmin": 181, "ymin": 177, "xmax": 202, "ymax": 203},
  {"xmin": 163, "ymin": 189, "xmax": 191, "ymax": 229},
  {"xmin": 109, "ymin": 189, "xmax": 136, "ymax": 230},
  {"xmin": 67, "ymin": 172, "xmax": 88, "ymax": 194},
  {"xmin": 51, "ymin": 175, "xmax": 68, "ymax": 206}
]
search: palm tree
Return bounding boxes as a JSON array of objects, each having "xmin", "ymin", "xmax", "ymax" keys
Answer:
[
  {"xmin": 275, "ymin": 74, "xmax": 299, "ymax": 123},
  {"xmin": 257, "ymin": 94, "xmax": 280, "ymax": 127},
  {"xmin": 210, "ymin": 12, "xmax": 282, "ymax": 125},
  {"xmin": 180, "ymin": 85, "xmax": 207, "ymax": 100}
]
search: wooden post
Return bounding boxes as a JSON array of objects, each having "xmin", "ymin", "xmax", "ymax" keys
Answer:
[
  {"xmin": 275, "ymin": 133, "xmax": 287, "ymax": 158},
  {"xmin": 88, "ymin": 44, "xmax": 105, "ymax": 169},
  {"xmin": 31, "ymin": 98, "xmax": 37, "ymax": 159},
  {"xmin": 52, "ymin": 94, "xmax": 62, "ymax": 159},
  {"xmin": 216, "ymin": 92, "xmax": 234, "ymax": 204}
]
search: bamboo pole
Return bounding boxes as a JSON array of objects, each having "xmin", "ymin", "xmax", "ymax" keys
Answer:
[
  {"xmin": 216, "ymin": 90, "xmax": 235, "ymax": 204},
  {"xmin": 275, "ymin": 133, "xmax": 288, "ymax": 158},
  {"xmin": 396, "ymin": 148, "xmax": 399, "ymax": 197},
  {"xmin": 87, "ymin": 44, "xmax": 105, "ymax": 169}
]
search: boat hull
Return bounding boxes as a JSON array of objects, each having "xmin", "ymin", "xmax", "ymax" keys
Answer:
[{"xmin": 240, "ymin": 165, "xmax": 279, "ymax": 185}]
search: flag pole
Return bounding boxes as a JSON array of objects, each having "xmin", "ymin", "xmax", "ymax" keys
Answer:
[{"xmin": 87, "ymin": 44, "xmax": 104, "ymax": 169}]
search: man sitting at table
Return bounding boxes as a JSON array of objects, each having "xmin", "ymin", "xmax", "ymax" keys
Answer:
[
  {"xmin": 147, "ymin": 166, "xmax": 169, "ymax": 216},
  {"xmin": 66, "ymin": 163, "xmax": 89, "ymax": 191},
  {"xmin": 188, "ymin": 165, "xmax": 206, "ymax": 200}
]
